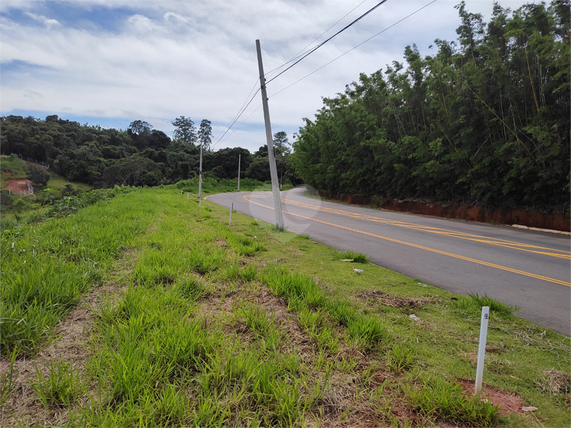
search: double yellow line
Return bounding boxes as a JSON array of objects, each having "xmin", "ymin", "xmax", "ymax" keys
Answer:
[
  {"xmin": 244, "ymin": 195, "xmax": 571, "ymax": 287},
  {"xmin": 283, "ymin": 198, "xmax": 571, "ymax": 260}
]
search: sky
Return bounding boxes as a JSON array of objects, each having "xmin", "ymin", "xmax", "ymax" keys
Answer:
[{"xmin": 1, "ymin": 0, "xmax": 534, "ymax": 153}]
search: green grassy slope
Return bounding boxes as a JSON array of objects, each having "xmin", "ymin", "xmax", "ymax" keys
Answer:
[{"xmin": 0, "ymin": 187, "xmax": 568, "ymax": 427}]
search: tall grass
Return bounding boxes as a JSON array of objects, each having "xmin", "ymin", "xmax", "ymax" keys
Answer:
[
  {"xmin": 405, "ymin": 376, "xmax": 499, "ymax": 427},
  {"xmin": 0, "ymin": 189, "xmax": 154, "ymax": 357}
]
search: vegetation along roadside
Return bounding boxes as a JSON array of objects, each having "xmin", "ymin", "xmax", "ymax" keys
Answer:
[{"xmin": 1, "ymin": 186, "xmax": 569, "ymax": 427}]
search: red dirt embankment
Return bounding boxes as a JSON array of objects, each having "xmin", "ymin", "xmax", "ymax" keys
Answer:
[
  {"xmin": 318, "ymin": 191, "xmax": 570, "ymax": 232},
  {"xmin": 4, "ymin": 179, "xmax": 33, "ymax": 195}
]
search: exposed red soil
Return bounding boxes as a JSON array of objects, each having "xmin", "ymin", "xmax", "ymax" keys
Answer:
[
  {"xmin": 457, "ymin": 378, "xmax": 525, "ymax": 416},
  {"xmin": 318, "ymin": 191, "xmax": 570, "ymax": 232},
  {"xmin": 3, "ymin": 179, "xmax": 33, "ymax": 195}
]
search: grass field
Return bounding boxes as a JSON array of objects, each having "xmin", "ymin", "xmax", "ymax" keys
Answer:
[
  {"xmin": 1, "ymin": 155, "xmax": 28, "ymax": 187},
  {"xmin": 0, "ymin": 187, "xmax": 569, "ymax": 427}
]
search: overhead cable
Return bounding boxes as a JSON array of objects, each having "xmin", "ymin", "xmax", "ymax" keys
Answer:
[
  {"xmin": 265, "ymin": 0, "xmax": 369, "ymax": 80},
  {"xmin": 212, "ymin": 79, "xmax": 261, "ymax": 148},
  {"xmin": 213, "ymin": 0, "xmax": 387, "ymax": 148},
  {"xmin": 266, "ymin": 0, "xmax": 389, "ymax": 85},
  {"xmin": 270, "ymin": 0, "xmax": 437, "ymax": 99}
]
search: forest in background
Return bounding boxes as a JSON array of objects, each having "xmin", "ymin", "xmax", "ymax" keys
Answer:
[
  {"xmin": 292, "ymin": 1, "xmax": 569, "ymax": 212},
  {"xmin": 0, "ymin": 115, "xmax": 296, "ymax": 189}
]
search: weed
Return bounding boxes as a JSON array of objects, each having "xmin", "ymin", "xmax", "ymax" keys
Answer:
[
  {"xmin": 175, "ymin": 276, "xmax": 206, "ymax": 300},
  {"xmin": 0, "ymin": 347, "xmax": 19, "ymax": 406},
  {"xmin": 188, "ymin": 248, "xmax": 225, "ymax": 275},
  {"xmin": 238, "ymin": 306, "xmax": 275, "ymax": 337},
  {"xmin": 218, "ymin": 263, "xmax": 258, "ymax": 283},
  {"xmin": 336, "ymin": 250, "xmax": 370, "ymax": 263},
  {"xmin": 241, "ymin": 264, "xmax": 258, "ymax": 282},
  {"xmin": 388, "ymin": 344, "xmax": 416, "ymax": 372},
  {"xmin": 31, "ymin": 360, "xmax": 81, "ymax": 408},
  {"xmin": 227, "ymin": 235, "xmax": 265, "ymax": 256},
  {"xmin": 347, "ymin": 316, "xmax": 388, "ymax": 349},
  {"xmin": 405, "ymin": 376, "xmax": 499, "ymax": 427},
  {"xmin": 328, "ymin": 300, "xmax": 358, "ymax": 327},
  {"xmin": 455, "ymin": 293, "xmax": 520, "ymax": 318},
  {"xmin": 336, "ymin": 355, "xmax": 358, "ymax": 373},
  {"xmin": 313, "ymin": 326, "xmax": 340, "ymax": 353},
  {"xmin": 298, "ymin": 307, "xmax": 325, "ymax": 332},
  {"xmin": 264, "ymin": 269, "xmax": 326, "ymax": 309}
]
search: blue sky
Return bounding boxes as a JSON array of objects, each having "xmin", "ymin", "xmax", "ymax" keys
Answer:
[{"xmin": 1, "ymin": 0, "xmax": 532, "ymax": 152}]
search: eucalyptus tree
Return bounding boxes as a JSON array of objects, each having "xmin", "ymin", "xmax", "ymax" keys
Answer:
[
  {"xmin": 198, "ymin": 119, "xmax": 213, "ymax": 151},
  {"xmin": 172, "ymin": 116, "xmax": 197, "ymax": 146}
]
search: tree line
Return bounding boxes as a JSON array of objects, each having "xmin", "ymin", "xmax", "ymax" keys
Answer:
[
  {"xmin": 0, "ymin": 114, "xmax": 297, "ymax": 188},
  {"xmin": 292, "ymin": 0, "xmax": 569, "ymax": 211}
]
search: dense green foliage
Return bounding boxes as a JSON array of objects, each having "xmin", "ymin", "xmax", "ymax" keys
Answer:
[
  {"xmin": 293, "ymin": 1, "xmax": 569, "ymax": 210},
  {"xmin": 0, "ymin": 115, "xmax": 297, "ymax": 188}
]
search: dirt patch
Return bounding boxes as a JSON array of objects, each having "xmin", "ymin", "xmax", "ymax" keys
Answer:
[
  {"xmin": 3, "ymin": 179, "xmax": 33, "ymax": 195},
  {"xmin": 358, "ymin": 290, "xmax": 435, "ymax": 309},
  {"xmin": 457, "ymin": 378, "xmax": 525, "ymax": 416}
]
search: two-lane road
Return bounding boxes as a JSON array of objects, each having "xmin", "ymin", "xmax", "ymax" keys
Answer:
[{"xmin": 208, "ymin": 187, "xmax": 571, "ymax": 336}]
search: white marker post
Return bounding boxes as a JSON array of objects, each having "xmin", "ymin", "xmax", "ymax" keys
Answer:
[
  {"xmin": 475, "ymin": 306, "xmax": 490, "ymax": 395},
  {"xmin": 229, "ymin": 203, "xmax": 233, "ymax": 226}
]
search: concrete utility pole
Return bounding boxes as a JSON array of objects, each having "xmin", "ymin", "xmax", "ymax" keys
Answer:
[
  {"xmin": 237, "ymin": 153, "xmax": 241, "ymax": 191},
  {"xmin": 198, "ymin": 142, "xmax": 203, "ymax": 206},
  {"xmin": 256, "ymin": 39, "xmax": 284, "ymax": 230}
]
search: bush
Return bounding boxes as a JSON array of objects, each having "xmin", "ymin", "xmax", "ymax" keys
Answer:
[
  {"xmin": 0, "ymin": 190, "xmax": 14, "ymax": 207},
  {"xmin": 26, "ymin": 164, "xmax": 50, "ymax": 187}
]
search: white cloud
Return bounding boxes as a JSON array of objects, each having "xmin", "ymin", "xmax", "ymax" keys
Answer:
[
  {"xmin": 24, "ymin": 12, "xmax": 61, "ymax": 28},
  {"xmin": 126, "ymin": 14, "xmax": 161, "ymax": 33},
  {"xmin": 1, "ymin": 0, "xmax": 534, "ymax": 152},
  {"xmin": 163, "ymin": 11, "xmax": 188, "ymax": 25}
]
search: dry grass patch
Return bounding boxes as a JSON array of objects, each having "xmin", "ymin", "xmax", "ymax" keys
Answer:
[{"xmin": 358, "ymin": 290, "xmax": 436, "ymax": 309}]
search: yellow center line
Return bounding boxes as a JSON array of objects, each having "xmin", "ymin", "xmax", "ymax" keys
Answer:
[
  {"xmin": 244, "ymin": 195, "xmax": 571, "ymax": 287},
  {"xmin": 280, "ymin": 198, "xmax": 570, "ymax": 259}
]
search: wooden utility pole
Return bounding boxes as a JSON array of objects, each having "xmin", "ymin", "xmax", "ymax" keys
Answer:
[{"xmin": 256, "ymin": 39, "xmax": 284, "ymax": 230}]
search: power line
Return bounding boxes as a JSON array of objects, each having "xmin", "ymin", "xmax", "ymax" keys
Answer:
[
  {"xmin": 265, "ymin": 0, "xmax": 369, "ymax": 80},
  {"xmin": 212, "ymin": 0, "xmax": 433, "ymax": 149},
  {"xmin": 266, "ymin": 0, "xmax": 390, "ymax": 85},
  {"xmin": 213, "ymin": 1, "xmax": 391, "ymax": 148},
  {"xmin": 213, "ymin": 98, "xmax": 262, "ymax": 148},
  {"xmin": 270, "ymin": 0, "xmax": 437, "ymax": 99},
  {"xmin": 212, "ymin": 79, "xmax": 261, "ymax": 148}
]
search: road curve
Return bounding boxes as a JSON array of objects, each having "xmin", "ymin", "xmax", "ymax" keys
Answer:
[{"xmin": 207, "ymin": 187, "xmax": 571, "ymax": 336}]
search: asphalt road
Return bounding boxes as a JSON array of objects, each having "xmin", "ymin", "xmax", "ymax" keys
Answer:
[{"xmin": 207, "ymin": 187, "xmax": 571, "ymax": 336}]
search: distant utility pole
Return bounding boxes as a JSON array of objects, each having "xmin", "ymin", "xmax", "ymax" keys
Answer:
[
  {"xmin": 256, "ymin": 39, "xmax": 284, "ymax": 230},
  {"xmin": 198, "ymin": 142, "xmax": 203, "ymax": 206},
  {"xmin": 237, "ymin": 153, "xmax": 241, "ymax": 191}
]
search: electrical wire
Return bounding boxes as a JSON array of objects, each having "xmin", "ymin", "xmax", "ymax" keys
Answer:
[
  {"xmin": 213, "ymin": 1, "xmax": 391, "ymax": 148},
  {"xmin": 212, "ymin": 91, "xmax": 261, "ymax": 148},
  {"xmin": 270, "ymin": 0, "xmax": 437, "ymax": 99},
  {"xmin": 212, "ymin": 79, "xmax": 261, "ymax": 148},
  {"xmin": 212, "ymin": 0, "xmax": 434, "ymax": 149},
  {"xmin": 266, "ymin": 0, "xmax": 389, "ymax": 85},
  {"xmin": 215, "ymin": 102, "xmax": 263, "ymax": 148},
  {"xmin": 264, "ymin": 0, "xmax": 369, "ymax": 80}
]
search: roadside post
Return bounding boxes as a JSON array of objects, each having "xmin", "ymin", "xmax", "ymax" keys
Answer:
[{"xmin": 475, "ymin": 306, "xmax": 490, "ymax": 394}]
